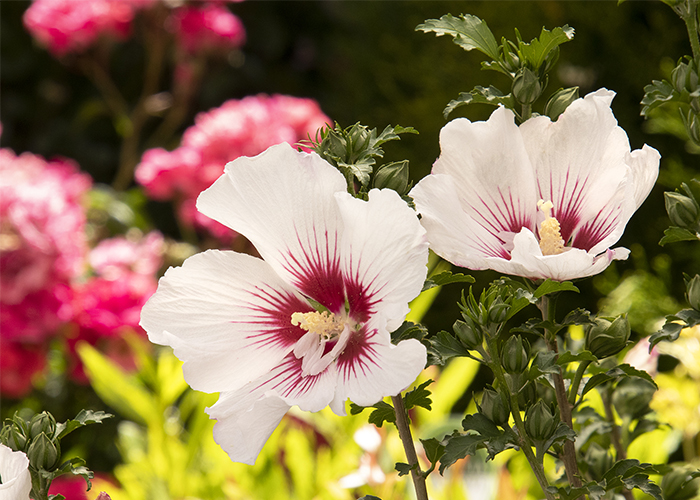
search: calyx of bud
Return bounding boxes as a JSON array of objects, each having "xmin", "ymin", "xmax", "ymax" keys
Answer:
[
  {"xmin": 544, "ymin": 87, "xmax": 579, "ymax": 121},
  {"xmin": 665, "ymin": 191, "xmax": 699, "ymax": 229},
  {"xmin": 524, "ymin": 400, "xmax": 558, "ymax": 441},
  {"xmin": 687, "ymin": 274, "xmax": 700, "ymax": 311},
  {"xmin": 478, "ymin": 387, "xmax": 510, "ymax": 426},
  {"xmin": 26, "ymin": 432, "xmax": 61, "ymax": 471},
  {"xmin": 454, "ymin": 318, "xmax": 483, "ymax": 350},
  {"xmin": 512, "ymin": 67, "xmax": 542, "ymax": 105},
  {"xmin": 502, "ymin": 335, "xmax": 530, "ymax": 373},
  {"xmin": 584, "ymin": 316, "xmax": 630, "ymax": 359}
]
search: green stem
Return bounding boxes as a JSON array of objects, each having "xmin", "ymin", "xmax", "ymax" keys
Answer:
[
  {"xmin": 682, "ymin": 0, "xmax": 700, "ymax": 61},
  {"xmin": 538, "ymin": 296, "xmax": 583, "ymax": 492},
  {"xmin": 485, "ymin": 336, "xmax": 555, "ymax": 500},
  {"xmin": 568, "ymin": 360, "xmax": 592, "ymax": 406},
  {"xmin": 521, "ymin": 103, "xmax": 532, "ymax": 122},
  {"xmin": 391, "ymin": 394, "xmax": 429, "ymax": 500}
]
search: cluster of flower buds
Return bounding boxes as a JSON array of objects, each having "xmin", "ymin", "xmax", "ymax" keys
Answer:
[{"xmin": 1, "ymin": 412, "xmax": 61, "ymax": 472}]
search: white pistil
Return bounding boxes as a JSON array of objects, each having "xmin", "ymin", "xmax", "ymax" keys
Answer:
[
  {"xmin": 537, "ymin": 199, "xmax": 565, "ymax": 256},
  {"xmin": 291, "ymin": 310, "xmax": 349, "ymax": 376}
]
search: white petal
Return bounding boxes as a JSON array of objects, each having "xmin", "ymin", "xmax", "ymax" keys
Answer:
[
  {"xmin": 628, "ymin": 144, "xmax": 661, "ymax": 210},
  {"xmin": 329, "ymin": 323, "xmax": 427, "ymax": 416},
  {"xmin": 509, "ymin": 228, "xmax": 629, "ymax": 281},
  {"xmin": 0, "ymin": 445, "xmax": 31, "ymax": 500},
  {"xmin": 411, "ymin": 173, "xmax": 515, "ymax": 270},
  {"xmin": 520, "ymin": 89, "xmax": 633, "ymax": 249},
  {"xmin": 140, "ymin": 249, "xmax": 312, "ymax": 393},
  {"xmin": 335, "ymin": 188, "xmax": 429, "ymax": 331},
  {"xmin": 196, "ymin": 143, "xmax": 348, "ymax": 312},
  {"xmin": 432, "ymin": 109, "xmax": 539, "ymax": 237},
  {"xmin": 207, "ymin": 389, "xmax": 291, "ymax": 465}
]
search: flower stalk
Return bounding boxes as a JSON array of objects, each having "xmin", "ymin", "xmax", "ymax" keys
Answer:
[
  {"xmin": 538, "ymin": 295, "xmax": 583, "ymax": 491},
  {"xmin": 391, "ymin": 395, "xmax": 429, "ymax": 500}
]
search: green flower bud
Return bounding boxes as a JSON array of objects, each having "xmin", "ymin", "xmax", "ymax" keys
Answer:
[
  {"xmin": 29, "ymin": 412, "xmax": 57, "ymax": 440},
  {"xmin": 488, "ymin": 301, "xmax": 510, "ymax": 324},
  {"xmin": 0, "ymin": 423, "xmax": 28, "ymax": 452},
  {"xmin": 612, "ymin": 378, "xmax": 656, "ymax": 420},
  {"xmin": 672, "ymin": 58, "xmax": 699, "ymax": 95},
  {"xmin": 687, "ymin": 274, "xmax": 700, "ymax": 311},
  {"xmin": 479, "ymin": 387, "xmax": 510, "ymax": 426},
  {"xmin": 661, "ymin": 466, "xmax": 700, "ymax": 500},
  {"xmin": 665, "ymin": 191, "xmax": 699, "ymax": 228},
  {"xmin": 517, "ymin": 381, "xmax": 537, "ymax": 409},
  {"xmin": 684, "ymin": 111, "xmax": 700, "ymax": 146},
  {"xmin": 542, "ymin": 46, "xmax": 561, "ymax": 74},
  {"xmin": 544, "ymin": 87, "xmax": 579, "ymax": 121},
  {"xmin": 584, "ymin": 443, "xmax": 613, "ymax": 481},
  {"xmin": 454, "ymin": 318, "xmax": 483, "ymax": 350},
  {"xmin": 502, "ymin": 335, "xmax": 530, "ymax": 373},
  {"xmin": 373, "ymin": 161, "xmax": 410, "ymax": 195},
  {"xmin": 512, "ymin": 67, "xmax": 542, "ymax": 105},
  {"xmin": 501, "ymin": 38, "xmax": 520, "ymax": 73},
  {"xmin": 584, "ymin": 316, "xmax": 630, "ymax": 359},
  {"xmin": 524, "ymin": 400, "xmax": 558, "ymax": 441},
  {"xmin": 26, "ymin": 432, "xmax": 61, "ymax": 471}
]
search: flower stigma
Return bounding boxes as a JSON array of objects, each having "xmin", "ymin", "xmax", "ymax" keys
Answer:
[
  {"xmin": 537, "ymin": 199, "xmax": 565, "ymax": 256},
  {"xmin": 291, "ymin": 310, "xmax": 351, "ymax": 376}
]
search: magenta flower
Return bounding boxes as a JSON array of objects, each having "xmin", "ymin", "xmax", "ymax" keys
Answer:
[
  {"xmin": 135, "ymin": 94, "xmax": 330, "ymax": 241},
  {"xmin": 23, "ymin": 0, "xmax": 142, "ymax": 56},
  {"xmin": 410, "ymin": 89, "xmax": 660, "ymax": 281},
  {"xmin": 169, "ymin": 4, "xmax": 245, "ymax": 55},
  {"xmin": 141, "ymin": 143, "xmax": 428, "ymax": 464}
]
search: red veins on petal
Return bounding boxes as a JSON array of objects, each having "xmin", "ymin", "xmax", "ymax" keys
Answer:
[{"xmin": 243, "ymin": 286, "xmax": 313, "ymax": 350}]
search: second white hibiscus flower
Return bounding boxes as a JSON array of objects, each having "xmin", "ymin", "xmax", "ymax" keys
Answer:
[{"xmin": 411, "ymin": 89, "xmax": 660, "ymax": 281}]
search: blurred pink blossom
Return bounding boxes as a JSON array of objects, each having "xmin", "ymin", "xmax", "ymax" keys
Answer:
[
  {"xmin": 23, "ymin": 0, "xmax": 147, "ymax": 56},
  {"xmin": 168, "ymin": 4, "xmax": 245, "ymax": 55},
  {"xmin": 623, "ymin": 337, "xmax": 659, "ymax": 377},
  {"xmin": 135, "ymin": 94, "xmax": 330, "ymax": 242},
  {"xmin": 0, "ymin": 149, "xmax": 91, "ymax": 305},
  {"xmin": 89, "ymin": 231, "xmax": 165, "ymax": 280}
]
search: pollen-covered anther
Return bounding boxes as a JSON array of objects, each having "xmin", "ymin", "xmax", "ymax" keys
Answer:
[
  {"xmin": 291, "ymin": 310, "xmax": 344, "ymax": 340},
  {"xmin": 537, "ymin": 199, "xmax": 565, "ymax": 256}
]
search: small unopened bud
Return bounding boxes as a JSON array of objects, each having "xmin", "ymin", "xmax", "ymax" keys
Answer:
[
  {"xmin": 665, "ymin": 191, "xmax": 699, "ymax": 228},
  {"xmin": 542, "ymin": 46, "xmax": 561, "ymax": 74},
  {"xmin": 672, "ymin": 59, "xmax": 699, "ymax": 95},
  {"xmin": 501, "ymin": 38, "xmax": 520, "ymax": 73},
  {"xmin": 612, "ymin": 378, "xmax": 656, "ymax": 420},
  {"xmin": 544, "ymin": 87, "xmax": 579, "ymax": 121},
  {"xmin": 27, "ymin": 432, "xmax": 60, "ymax": 471},
  {"xmin": 479, "ymin": 387, "xmax": 510, "ymax": 426},
  {"xmin": 512, "ymin": 67, "xmax": 542, "ymax": 105},
  {"xmin": 661, "ymin": 466, "xmax": 700, "ymax": 500},
  {"xmin": 524, "ymin": 400, "xmax": 558, "ymax": 441},
  {"xmin": 0, "ymin": 424, "xmax": 28, "ymax": 452},
  {"xmin": 684, "ymin": 111, "xmax": 700, "ymax": 146},
  {"xmin": 29, "ymin": 412, "xmax": 57, "ymax": 440},
  {"xmin": 687, "ymin": 275, "xmax": 700, "ymax": 311},
  {"xmin": 502, "ymin": 335, "xmax": 530, "ymax": 373},
  {"xmin": 488, "ymin": 301, "xmax": 510, "ymax": 324},
  {"xmin": 373, "ymin": 161, "xmax": 410, "ymax": 194},
  {"xmin": 584, "ymin": 443, "xmax": 613, "ymax": 481},
  {"xmin": 584, "ymin": 316, "xmax": 630, "ymax": 359},
  {"xmin": 454, "ymin": 319, "xmax": 483, "ymax": 350}
]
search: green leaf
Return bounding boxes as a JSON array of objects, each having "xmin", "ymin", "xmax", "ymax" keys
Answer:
[
  {"xmin": 561, "ymin": 308, "xmax": 594, "ymax": 326},
  {"xmin": 421, "ymin": 438, "xmax": 445, "ymax": 466},
  {"xmin": 358, "ymin": 496, "xmax": 383, "ymax": 500},
  {"xmin": 582, "ymin": 373, "xmax": 614, "ymax": 397},
  {"xmin": 404, "ymin": 380, "xmax": 433, "ymax": 412},
  {"xmin": 429, "ymin": 330, "xmax": 475, "ymax": 365},
  {"xmin": 534, "ymin": 279, "xmax": 579, "ymax": 298},
  {"xmin": 443, "ymin": 86, "xmax": 515, "ymax": 118},
  {"xmin": 557, "ymin": 350, "xmax": 598, "ymax": 366},
  {"xmin": 350, "ymin": 401, "xmax": 396, "ymax": 428},
  {"xmin": 416, "ymin": 14, "xmax": 500, "ymax": 60},
  {"xmin": 659, "ymin": 226, "xmax": 700, "ymax": 245},
  {"xmin": 395, "ymin": 462, "xmax": 414, "ymax": 477},
  {"xmin": 517, "ymin": 25, "xmax": 574, "ymax": 71},
  {"xmin": 421, "ymin": 270, "xmax": 475, "ymax": 292},
  {"xmin": 439, "ymin": 433, "xmax": 485, "ymax": 473},
  {"xmin": 55, "ymin": 410, "xmax": 113, "ymax": 440},
  {"xmin": 391, "ymin": 321, "xmax": 429, "ymax": 344},
  {"xmin": 607, "ymin": 363, "xmax": 657, "ymax": 388},
  {"xmin": 641, "ymin": 80, "xmax": 677, "ymax": 116}
]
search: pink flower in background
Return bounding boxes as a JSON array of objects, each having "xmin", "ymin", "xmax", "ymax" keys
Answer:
[
  {"xmin": 23, "ymin": 0, "xmax": 145, "ymax": 56},
  {"xmin": 169, "ymin": 3, "xmax": 245, "ymax": 54},
  {"xmin": 135, "ymin": 94, "xmax": 330, "ymax": 241},
  {"xmin": 67, "ymin": 232, "xmax": 164, "ymax": 383},
  {"xmin": 0, "ymin": 149, "xmax": 90, "ymax": 305}
]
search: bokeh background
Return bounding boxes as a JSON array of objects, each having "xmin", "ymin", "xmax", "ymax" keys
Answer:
[{"xmin": 1, "ymin": 1, "xmax": 699, "ymax": 499}]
